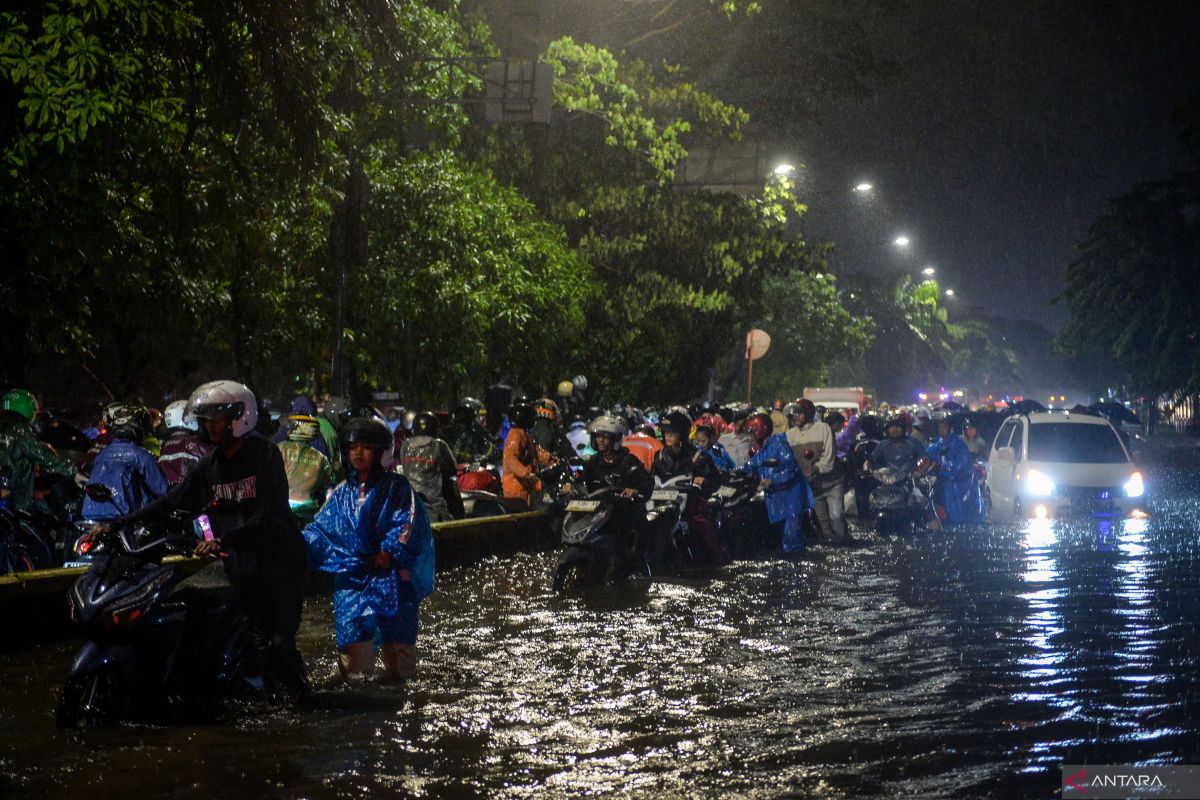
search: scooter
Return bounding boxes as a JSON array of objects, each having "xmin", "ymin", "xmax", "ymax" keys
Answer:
[
  {"xmin": 709, "ymin": 470, "xmax": 770, "ymax": 556},
  {"xmin": 554, "ymin": 483, "xmax": 646, "ymax": 591},
  {"xmin": 56, "ymin": 487, "xmax": 262, "ymax": 727},
  {"xmin": 643, "ymin": 474, "xmax": 697, "ymax": 572},
  {"xmin": 868, "ymin": 465, "xmax": 940, "ymax": 534}
]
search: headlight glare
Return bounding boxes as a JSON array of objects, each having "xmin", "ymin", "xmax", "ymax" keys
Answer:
[
  {"xmin": 1026, "ymin": 469, "xmax": 1056, "ymax": 497},
  {"xmin": 1124, "ymin": 471, "xmax": 1144, "ymax": 498}
]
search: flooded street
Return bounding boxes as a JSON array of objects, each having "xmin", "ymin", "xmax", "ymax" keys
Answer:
[{"xmin": 3, "ymin": 440, "xmax": 1200, "ymax": 799}]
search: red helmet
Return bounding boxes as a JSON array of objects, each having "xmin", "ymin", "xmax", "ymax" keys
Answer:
[{"xmin": 745, "ymin": 412, "xmax": 773, "ymax": 442}]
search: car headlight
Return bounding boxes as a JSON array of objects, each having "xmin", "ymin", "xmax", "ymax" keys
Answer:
[
  {"xmin": 1026, "ymin": 468, "xmax": 1056, "ymax": 497},
  {"xmin": 1124, "ymin": 471, "xmax": 1144, "ymax": 498}
]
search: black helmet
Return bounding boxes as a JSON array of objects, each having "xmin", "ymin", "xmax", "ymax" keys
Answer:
[
  {"xmin": 340, "ymin": 416, "xmax": 393, "ymax": 450},
  {"xmin": 509, "ymin": 402, "xmax": 536, "ymax": 430},
  {"xmin": 454, "ymin": 398, "xmax": 482, "ymax": 426},
  {"xmin": 884, "ymin": 415, "xmax": 908, "ymax": 435},
  {"xmin": 661, "ymin": 410, "xmax": 692, "ymax": 435},
  {"xmin": 412, "ymin": 411, "xmax": 439, "ymax": 437},
  {"xmin": 108, "ymin": 403, "xmax": 150, "ymax": 441}
]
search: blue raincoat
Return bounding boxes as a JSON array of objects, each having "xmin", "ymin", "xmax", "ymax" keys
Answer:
[
  {"xmin": 82, "ymin": 439, "xmax": 169, "ymax": 520},
  {"xmin": 926, "ymin": 432, "xmax": 974, "ymax": 525},
  {"xmin": 303, "ymin": 471, "xmax": 435, "ymax": 645},
  {"xmin": 698, "ymin": 442, "xmax": 737, "ymax": 472},
  {"xmin": 739, "ymin": 434, "xmax": 813, "ymax": 553}
]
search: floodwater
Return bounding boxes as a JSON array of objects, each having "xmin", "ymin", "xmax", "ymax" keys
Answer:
[{"xmin": 2, "ymin": 439, "xmax": 1199, "ymax": 799}]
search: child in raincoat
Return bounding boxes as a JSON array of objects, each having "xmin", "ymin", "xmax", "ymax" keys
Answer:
[{"xmin": 303, "ymin": 417, "xmax": 435, "ymax": 680}]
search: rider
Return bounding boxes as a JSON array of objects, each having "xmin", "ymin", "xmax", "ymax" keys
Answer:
[
  {"xmin": 738, "ymin": 412, "xmax": 812, "ymax": 559},
  {"xmin": 444, "ymin": 398, "xmax": 497, "ymax": 465},
  {"xmin": 302, "ymin": 417, "xmax": 435, "ymax": 682},
  {"xmin": 397, "ymin": 411, "xmax": 461, "ymax": 521},
  {"xmin": 866, "ymin": 415, "xmax": 927, "ymax": 476},
  {"xmin": 531, "ymin": 398, "xmax": 569, "ymax": 459},
  {"xmin": 926, "ymin": 414, "xmax": 975, "ymax": 526},
  {"xmin": 693, "ymin": 414, "xmax": 736, "ymax": 470},
  {"xmin": 501, "ymin": 401, "xmax": 558, "ymax": 510},
  {"xmin": 962, "ymin": 417, "xmax": 990, "ymax": 460},
  {"xmin": 277, "ymin": 413, "xmax": 335, "ymax": 525},
  {"xmin": 158, "ymin": 399, "xmax": 214, "ymax": 487},
  {"xmin": 0, "ymin": 389, "xmax": 79, "ymax": 513},
  {"xmin": 653, "ymin": 411, "xmax": 729, "ymax": 566},
  {"xmin": 81, "ymin": 403, "xmax": 168, "ymax": 521},
  {"xmin": 564, "ymin": 414, "xmax": 592, "ymax": 457},
  {"xmin": 910, "ymin": 409, "xmax": 932, "ymax": 445},
  {"xmin": 784, "ymin": 399, "xmax": 848, "ymax": 544},
  {"xmin": 620, "ymin": 410, "xmax": 663, "ymax": 472},
  {"xmin": 113, "ymin": 380, "xmax": 310, "ymax": 702}
]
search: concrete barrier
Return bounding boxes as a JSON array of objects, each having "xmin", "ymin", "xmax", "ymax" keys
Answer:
[{"xmin": 0, "ymin": 510, "xmax": 556, "ymax": 625}]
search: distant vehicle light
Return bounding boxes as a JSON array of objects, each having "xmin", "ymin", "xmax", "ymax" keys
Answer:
[
  {"xmin": 1027, "ymin": 469, "xmax": 1055, "ymax": 497},
  {"xmin": 1124, "ymin": 471, "xmax": 1144, "ymax": 498},
  {"xmin": 1034, "ymin": 504, "xmax": 1049, "ymax": 519}
]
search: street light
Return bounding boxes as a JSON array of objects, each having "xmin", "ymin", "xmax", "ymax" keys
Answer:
[
  {"xmin": 922, "ymin": 266, "xmax": 936, "ymax": 276},
  {"xmin": 773, "ymin": 164, "xmax": 796, "ymax": 176},
  {"xmin": 854, "ymin": 182, "xmax": 873, "ymax": 193},
  {"xmin": 894, "ymin": 235, "xmax": 911, "ymax": 247},
  {"xmin": 945, "ymin": 288, "xmax": 955, "ymax": 297}
]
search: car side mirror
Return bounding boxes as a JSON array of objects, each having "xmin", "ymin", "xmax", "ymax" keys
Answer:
[{"xmin": 995, "ymin": 446, "xmax": 1015, "ymax": 461}]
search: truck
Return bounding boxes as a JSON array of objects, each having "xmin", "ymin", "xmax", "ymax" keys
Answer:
[{"xmin": 802, "ymin": 387, "xmax": 872, "ymax": 414}]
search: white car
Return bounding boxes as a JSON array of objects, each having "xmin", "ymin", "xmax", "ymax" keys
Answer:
[{"xmin": 986, "ymin": 411, "xmax": 1146, "ymax": 520}]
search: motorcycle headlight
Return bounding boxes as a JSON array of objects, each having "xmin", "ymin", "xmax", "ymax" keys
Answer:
[
  {"xmin": 1124, "ymin": 471, "xmax": 1144, "ymax": 498},
  {"xmin": 1026, "ymin": 469, "xmax": 1055, "ymax": 497}
]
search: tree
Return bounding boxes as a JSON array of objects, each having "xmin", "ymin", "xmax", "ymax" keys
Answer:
[
  {"xmin": 1054, "ymin": 178, "xmax": 1200, "ymax": 397},
  {"xmin": 835, "ymin": 271, "xmax": 960, "ymax": 401},
  {"xmin": 725, "ymin": 268, "xmax": 874, "ymax": 403}
]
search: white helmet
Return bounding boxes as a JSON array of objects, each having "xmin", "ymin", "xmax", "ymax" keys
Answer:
[
  {"xmin": 163, "ymin": 399, "xmax": 199, "ymax": 433},
  {"xmin": 188, "ymin": 380, "xmax": 258, "ymax": 439},
  {"xmin": 587, "ymin": 414, "xmax": 626, "ymax": 449}
]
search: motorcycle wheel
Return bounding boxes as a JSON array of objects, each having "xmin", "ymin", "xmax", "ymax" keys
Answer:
[
  {"xmin": 80, "ymin": 670, "xmax": 129, "ymax": 726},
  {"xmin": 554, "ymin": 562, "xmax": 584, "ymax": 592},
  {"xmin": 56, "ymin": 680, "xmax": 84, "ymax": 729}
]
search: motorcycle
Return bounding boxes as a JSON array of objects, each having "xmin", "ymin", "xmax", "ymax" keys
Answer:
[
  {"xmin": 554, "ymin": 478, "xmax": 648, "ymax": 591},
  {"xmin": 642, "ymin": 474, "xmax": 703, "ymax": 573},
  {"xmin": 0, "ymin": 506, "xmax": 56, "ymax": 573},
  {"xmin": 868, "ymin": 465, "xmax": 938, "ymax": 534},
  {"xmin": 0, "ymin": 467, "xmax": 79, "ymax": 570},
  {"xmin": 56, "ymin": 486, "xmax": 262, "ymax": 727},
  {"xmin": 708, "ymin": 470, "xmax": 771, "ymax": 556}
]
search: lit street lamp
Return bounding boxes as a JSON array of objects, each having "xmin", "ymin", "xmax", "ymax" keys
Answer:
[
  {"xmin": 894, "ymin": 235, "xmax": 911, "ymax": 247},
  {"xmin": 922, "ymin": 266, "xmax": 936, "ymax": 276},
  {"xmin": 945, "ymin": 288, "xmax": 955, "ymax": 297},
  {"xmin": 773, "ymin": 164, "xmax": 796, "ymax": 176},
  {"xmin": 854, "ymin": 182, "xmax": 873, "ymax": 193}
]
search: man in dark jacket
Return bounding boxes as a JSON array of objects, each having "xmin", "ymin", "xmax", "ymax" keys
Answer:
[{"xmin": 113, "ymin": 380, "xmax": 309, "ymax": 702}]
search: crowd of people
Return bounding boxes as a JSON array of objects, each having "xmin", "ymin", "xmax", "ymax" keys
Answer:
[{"xmin": 1, "ymin": 381, "xmax": 992, "ymax": 698}]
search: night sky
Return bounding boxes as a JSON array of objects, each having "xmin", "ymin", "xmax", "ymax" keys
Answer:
[
  {"xmin": 487, "ymin": 0, "xmax": 1199, "ymax": 334},
  {"xmin": 790, "ymin": 1, "xmax": 1200, "ymax": 328}
]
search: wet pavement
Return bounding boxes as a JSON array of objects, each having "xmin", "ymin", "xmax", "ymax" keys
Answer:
[{"xmin": 2, "ymin": 435, "xmax": 1199, "ymax": 798}]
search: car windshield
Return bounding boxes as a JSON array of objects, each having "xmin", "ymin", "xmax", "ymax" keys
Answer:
[{"xmin": 1027, "ymin": 423, "xmax": 1128, "ymax": 464}]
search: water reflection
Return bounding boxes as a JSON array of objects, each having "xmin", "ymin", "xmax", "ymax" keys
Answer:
[
  {"xmin": 1012, "ymin": 511, "xmax": 1175, "ymax": 743},
  {"xmin": 1015, "ymin": 517, "xmax": 1067, "ymax": 695}
]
